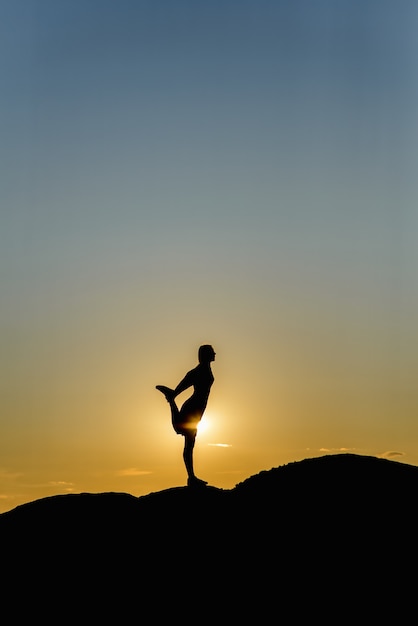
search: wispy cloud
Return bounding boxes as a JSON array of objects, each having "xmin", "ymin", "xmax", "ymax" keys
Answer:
[
  {"xmin": 49, "ymin": 480, "xmax": 74, "ymax": 486},
  {"xmin": 48, "ymin": 481, "xmax": 74, "ymax": 492},
  {"xmin": 207, "ymin": 443, "xmax": 231, "ymax": 448},
  {"xmin": 116, "ymin": 468, "xmax": 152, "ymax": 477},
  {"xmin": 380, "ymin": 451, "xmax": 405, "ymax": 459},
  {"xmin": 318, "ymin": 447, "xmax": 357, "ymax": 453},
  {"xmin": 0, "ymin": 469, "xmax": 23, "ymax": 480}
]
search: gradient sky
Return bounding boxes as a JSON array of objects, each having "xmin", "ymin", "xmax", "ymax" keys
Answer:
[{"xmin": 1, "ymin": 0, "xmax": 418, "ymax": 513}]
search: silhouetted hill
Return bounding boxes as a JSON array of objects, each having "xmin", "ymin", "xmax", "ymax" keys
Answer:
[{"xmin": 2, "ymin": 454, "xmax": 416, "ymax": 619}]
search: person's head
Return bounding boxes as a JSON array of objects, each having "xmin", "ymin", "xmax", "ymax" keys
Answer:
[{"xmin": 198, "ymin": 344, "xmax": 216, "ymax": 363}]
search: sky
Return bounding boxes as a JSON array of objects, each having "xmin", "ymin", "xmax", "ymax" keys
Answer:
[{"xmin": 1, "ymin": 0, "xmax": 418, "ymax": 513}]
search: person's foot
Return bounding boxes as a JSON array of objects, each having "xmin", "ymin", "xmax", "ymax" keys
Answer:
[
  {"xmin": 156, "ymin": 385, "xmax": 174, "ymax": 401},
  {"xmin": 187, "ymin": 476, "xmax": 208, "ymax": 488}
]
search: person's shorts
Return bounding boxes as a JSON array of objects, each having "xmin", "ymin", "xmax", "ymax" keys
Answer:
[{"xmin": 173, "ymin": 420, "xmax": 198, "ymax": 437}]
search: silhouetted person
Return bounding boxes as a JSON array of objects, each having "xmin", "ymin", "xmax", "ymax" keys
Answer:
[{"xmin": 156, "ymin": 344, "xmax": 216, "ymax": 487}]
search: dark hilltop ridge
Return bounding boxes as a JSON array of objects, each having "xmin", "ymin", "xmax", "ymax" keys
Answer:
[{"xmin": 2, "ymin": 453, "xmax": 417, "ymax": 618}]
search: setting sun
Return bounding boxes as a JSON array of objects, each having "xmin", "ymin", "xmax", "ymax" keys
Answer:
[{"xmin": 197, "ymin": 417, "xmax": 210, "ymax": 435}]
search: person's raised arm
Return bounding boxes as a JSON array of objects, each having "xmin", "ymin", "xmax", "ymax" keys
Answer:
[{"xmin": 173, "ymin": 369, "xmax": 195, "ymax": 397}]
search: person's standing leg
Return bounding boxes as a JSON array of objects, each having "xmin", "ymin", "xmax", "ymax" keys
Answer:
[
  {"xmin": 184, "ymin": 432, "xmax": 208, "ymax": 486},
  {"xmin": 183, "ymin": 433, "xmax": 196, "ymax": 482}
]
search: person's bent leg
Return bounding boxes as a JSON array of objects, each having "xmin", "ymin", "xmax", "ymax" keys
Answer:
[
  {"xmin": 156, "ymin": 385, "xmax": 174, "ymax": 401},
  {"xmin": 156, "ymin": 386, "xmax": 180, "ymax": 427}
]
